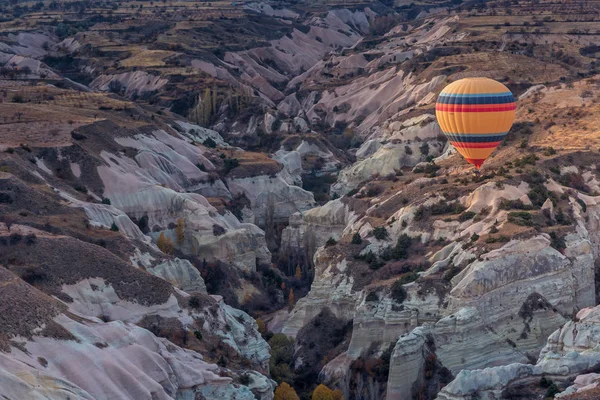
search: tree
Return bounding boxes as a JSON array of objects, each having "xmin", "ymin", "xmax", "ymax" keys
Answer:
[
  {"xmin": 312, "ymin": 384, "xmax": 335, "ymax": 400},
  {"xmin": 288, "ymin": 289, "xmax": 295, "ymax": 308},
  {"xmin": 256, "ymin": 318, "xmax": 266, "ymax": 335},
  {"xmin": 157, "ymin": 232, "xmax": 174, "ymax": 254},
  {"xmin": 110, "ymin": 222, "xmax": 119, "ymax": 232},
  {"xmin": 176, "ymin": 218, "xmax": 185, "ymax": 245},
  {"xmin": 274, "ymin": 382, "xmax": 299, "ymax": 400},
  {"xmin": 351, "ymin": 232, "xmax": 362, "ymax": 244},
  {"xmin": 332, "ymin": 390, "xmax": 343, "ymax": 400},
  {"xmin": 295, "ymin": 265, "xmax": 302, "ymax": 280}
]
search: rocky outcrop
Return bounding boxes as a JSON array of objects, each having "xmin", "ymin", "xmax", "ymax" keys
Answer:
[
  {"xmin": 90, "ymin": 71, "xmax": 168, "ymax": 96},
  {"xmin": 227, "ymin": 173, "xmax": 315, "ymax": 226},
  {"xmin": 387, "ymin": 232, "xmax": 595, "ymax": 399},
  {"xmin": 331, "ymin": 120, "xmax": 445, "ymax": 196},
  {"xmin": 281, "ymin": 198, "xmax": 356, "ymax": 255},
  {"xmin": 435, "ymin": 305, "xmax": 600, "ymax": 400}
]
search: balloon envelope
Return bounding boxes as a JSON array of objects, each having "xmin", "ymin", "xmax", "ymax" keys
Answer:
[{"xmin": 435, "ymin": 77, "xmax": 516, "ymax": 169}]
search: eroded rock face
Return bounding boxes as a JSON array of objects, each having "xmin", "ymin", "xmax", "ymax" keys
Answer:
[
  {"xmin": 281, "ymin": 198, "xmax": 356, "ymax": 256},
  {"xmin": 331, "ymin": 120, "xmax": 445, "ymax": 196},
  {"xmin": 227, "ymin": 173, "xmax": 315, "ymax": 226},
  {"xmin": 282, "ymin": 253, "xmax": 356, "ymax": 338},
  {"xmin": 388, "ymin": 234, "xmax": 595, "ymax": 399},
  {"xmin": 435, "ymin": 305, "xmax": 600, "ymax": 400}
]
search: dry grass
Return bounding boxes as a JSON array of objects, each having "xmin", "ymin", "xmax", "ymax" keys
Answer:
[{"xmin": 120, "ymin": 49, "xmax": 177, "ymax": 68}]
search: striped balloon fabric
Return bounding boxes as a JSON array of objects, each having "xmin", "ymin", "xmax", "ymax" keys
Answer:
[{"xmin": 435, "ymin": 77, "xmax": 516, "ymax": 169}]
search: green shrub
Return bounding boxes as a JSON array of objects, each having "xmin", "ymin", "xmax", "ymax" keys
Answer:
[
  {"xmin": 390, "ymin": 281, "xmax": 407, "ymax": 303},
  {"xmin": 325, "ymin": 237, "xmax": 337, "ymax": 247},
  {"xmin": 398, "ymin": 271, "xmax": 419, "ymax": 284},
  {"xmin": 203, "ymin": 137, "xmax": 217, "ymax": 148},
  {"xmin": 194, "ymin": 330, "xmax": 203, "ymax": 340},
  {"xmin": 373, "ymin": 226, "xmax": 388, "ymax": 240},
  {"xmin": 558, "ymin": 172, "xmax": 589, "ymax": 193},
  {"xmin": 366, "ymin": 291, "xmax": 379, "ymax": 302},
  {"xmin": 499, "ymin": 199, "xmax": 533, "ymax": 210},
  {"xmin": 458, "ymin": 211, "xmax": 476, "ymax": 222},
  {"xmin": 549, "ymin": 232, "xmax": 566, "ymax": 252},
  {"xmin": 239, "ymin": 374, "xmax": 252, "ymax": 385},
  {"xmin": 351, "ymin": 232, "xmax": 362, "ymax": 244},
  {"xmin": 508, "ymin": 211, "xmax": 534, "ymax": 226},
  {"xmin": 443, "ymin": 265, "xmax": 462, "ymax": 282},
  {"xmin": 223, "ymin": 157, "xmax": 240, "ymax": 174},
  {"xmin": 110, "ymin": 222, "xmax": 119, "ymax": 232},
  {"xmin": 391, "ymin": 234, "xmax": 413, "ymax": 259},
  {"xmin": 188, "ymin": 296, "xmax": 201, "ymax": 308}
]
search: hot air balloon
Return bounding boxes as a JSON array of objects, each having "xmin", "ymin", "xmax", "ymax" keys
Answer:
[{"xmin": 435, "ymin": 77, "xmax": 516, "ymax": 169}]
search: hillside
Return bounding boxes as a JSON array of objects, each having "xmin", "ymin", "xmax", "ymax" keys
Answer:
[{"xmin": 1, "ymin": 0, "xmax": 600, "ymax": 399}]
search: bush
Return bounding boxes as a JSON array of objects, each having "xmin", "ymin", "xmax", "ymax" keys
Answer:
[
  {"xmin": 325, "ymin": 237, "xmax": 337, "ymax": 247},
  {"xmin": 549, "ymin": 232, "xmax": 566, "ymax": 252},
  {"xmin": 239, "ymin": 374, "xmax": 253, "ymax": 385},
  {"xmin": 74, "ymin": 185, "xmax": 87, "ymax": 193},
  {"xmin": 458, "ymin": 211, "xmax": 476, "ymax": 222},
  {"xmin": 203, "ymin": 137, "xmax": 217, "ymax": 148},
  {"xmin": 398, "ymin": 271, "xmax": 419, "ymax": 284},
  {"xmin": 414, "ymin": 200, "xmax": 466, "ymax": 221},
  {"xmin": 194, "ymin": 330, "xmax": 202, "ymax": 340},
  {"xmin": 24, "ymin": 233, "xmax": 37, "ymax": 245},
  {"xmin": 373, "ymin": 226, "xmax": 388, "ymax": 240},
  {"xmin": 513, "ymin": 154, "xmax": 538, "ymax": 167},
  {"xmin": 212, "ymin": 224, "xmax": 226, "ymax": 236},
  {"xmin": 508, "ymin": 211, "xmax": 534, "ymax": 226},
  {"xmin": 188, "ymin": 296, "xmax": 201, "ymax": 308},
  {"xmin": 390, "ymin": 234, "xmax": 413, "ymax": 259},
  {"xmin": 390, "ymin": 280, "xmax": 408, "ymax": 303},
  {"xmin": 110, "ymin": 222, "xmax": 119, "ymax": 232},
  {"xmin": 223, "ymin": 158, "xmax": 240, "ymax": 174},
  {"xmin": 366, "ymin": 291, "xmax": 379, "ymax": 302},
  {"xmin": 443, "ymin": 265, "xmax": 462, "ymax": 282},
  {"xmin": 351, "ymin": 232, "xmax": 362, "ymax": 244},
  {"xmin": 101, "ymin": 197, "xmax": 111, "ymax": 205},
  {"xmin": 499, "ymin": 199, "xmax": 533, "ymax": 210},
  {"xmin": 355, "ymin": 250, "xmax": 384, "ymax": 270},
  {"xmin": 558, "ymin": 172, "xmax": 589, "ymax": 193}
]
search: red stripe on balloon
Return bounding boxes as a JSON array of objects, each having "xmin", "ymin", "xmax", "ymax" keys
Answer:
[
  {"xmin": 465, "ymin": 158, "xmax": 486, "ymax": 169},
  {"xmin": 435, "ymin": 104, "xmax": 516, "ymax": 112},
  {"xmin": 450, "ymin": 141, "xmax": 502, "ymax": 149}
]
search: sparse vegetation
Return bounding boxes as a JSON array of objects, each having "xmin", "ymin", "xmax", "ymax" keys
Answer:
[
  {"xmin": 373, "ymin": 226, "xmax": 388, "ymax": 240},
  {"xmin": 351, "ymin": 232, "xmax": 362, "ymax": 244},
  {"xmin": 391, "ymin": 280, "xmax": 408, "ymax": 303}
]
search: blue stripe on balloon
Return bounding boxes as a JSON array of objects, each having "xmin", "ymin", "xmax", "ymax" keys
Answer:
[
  {"xmin": 440, "ymin": 92, "xmax": 513, "ymax": 98},
  {"xmin": 437, "ymin": 93, "xmax": 515, "ymax": 105},
  {"xmin": 444, "ymin": 133, "xmax": 508, "ymax": 142}
]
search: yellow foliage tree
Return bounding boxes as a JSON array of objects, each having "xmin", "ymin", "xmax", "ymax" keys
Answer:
[
  {"xmin": 332, "ymin": 389, "xmax": 343, "ymax": 400},
  {"xmin": 295, "ymin": 265, "xmax": 302, "ymax": 280},
  {"xmin": 176, "ymin": 218, "xmax": 185, "ymax": 245},
  {"xmin": 312, "ymin": 384, "xmax": 335, "ymax": 400},
  {"xmin": 288, "ymin": 289, "xmax": 295, "ymax": 308},
  {"xmin": 274, "ymin": 382, "xmax": 299, "ymax": 400},
  {"xmin": 256, "ymin": 317, "xmax": 266, "ymax": 335},
  {"xmin": 157, "ymin": 232, "xmax": 174, "ymax": 254}
]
